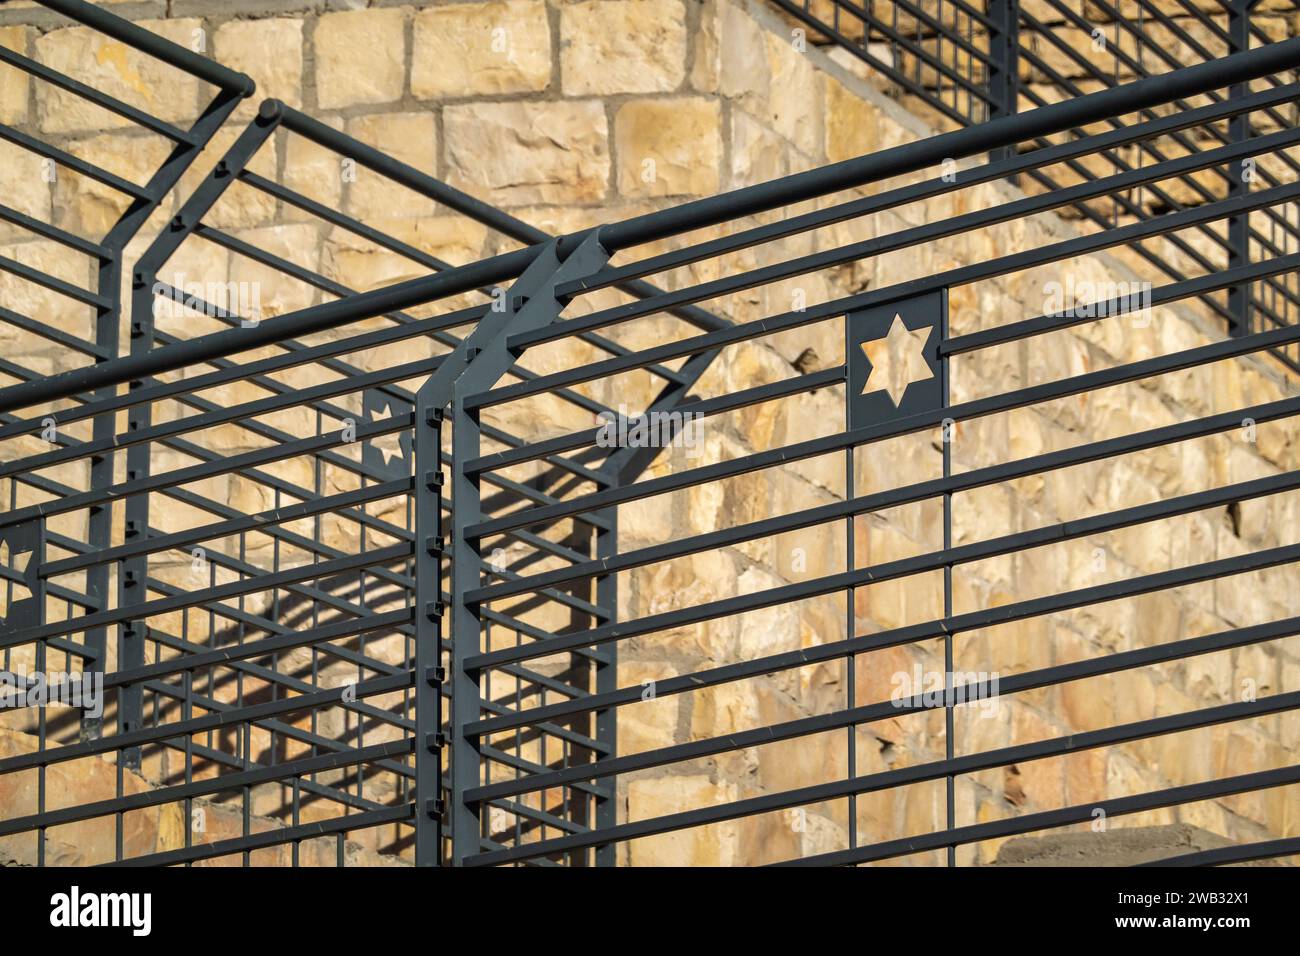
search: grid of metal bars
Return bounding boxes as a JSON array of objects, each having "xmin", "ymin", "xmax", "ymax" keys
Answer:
[
  {"xmin": 440, "ymin": 36, "xmax": 1300, "ymax": 866},
  {"xmin": 771, "ymin": 0, "xmax": 1300, "ymax": 370},
  {"xmin": 0, "ymin": 0, "xmax": 1298, "ymax": 867}
]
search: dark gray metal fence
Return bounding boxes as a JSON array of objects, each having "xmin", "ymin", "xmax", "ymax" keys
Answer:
[
  {"xmin": 772, "ymin": 0, "xmax": 1300, "ymax": 369},
  {"xmin": 0, "ymin": 0, "xmax": 1297, "ymax": 867}
]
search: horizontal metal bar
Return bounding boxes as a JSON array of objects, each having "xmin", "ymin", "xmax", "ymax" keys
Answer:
[
  {"xmin": 0, "ymin": 252, "xmax": 109, "ymax": 307},
  {"xmin": 0, "ymin": 123, "xmax": 152, "ymax": 200},
  {"xmin": 0, "ymin": 356, "xmax": 434, "ymax": 479},
  {"xmin": 37, "ymin": 0, "xmax": 255, "ymax": 95},
  {"xmin": 0, "ymin": 44, "xmax": 196, "ymax": 143},
  {"xmin": 467, "ymin": 531, "xmax": 1300, "ymax": 671},
  {"xmin": 0, "ymin": 671, "xmax": 413, "ymax": 776},
  {"xmin": 468, "ymin": 322, "xmax": 1300, "ymax": 541},
  {"xmin": 471, "ymin": 467, "xmax": 1300, "ymax": 719},
  {"xmin": 275, "ymin": 101, "xmax": 726, "ymax": 336},
  {"xmin": 479, "ymin": 699, "xmax": 608, "ymax": 755},
  {"xmin": 1142, "ymin": 836, "xmax": 1300, "ymax": 867},
  {"xmin": 238, "ymin": 170, "xmax": 459, "ymax": 277},
  {"xmin": 43, "ymin": 478, "xmax": 410, "ymax": 576},
  {"xmin": 0, "ymin": 304, "xmax": 107, "ymax": 357},
  {"xmin": 944, "ymin": 252, "xmax": 1300, "ymax": 356},
  {"xmin": 0, "ymin": 739, "xmax": 411, "ymax": 838},
  {"xmin": 0, "ymin": 301, "xmax": 483, "ymax": 440},
  {"xmin": 559, "ymin": 36, "xmax": 1300, "ymax": 256},
  {"xmin": 553, "ymin": 77, "xmax": 1300, "ymax": 301},
  {"xmin": 0, "ymin": 248, "xmax": 529, "ymax": 414},
  {"xmin": 781, "ymin": 764, "xmax": 1300, "ymax": 866},
  {"xmin": 136, "ymin": 635, "xmax": 415, "ymax": 746},
  {"xmin": 0, "ymin": 414, "xmax": 409, "ymax": 528},
  {"xmin": 466, "ymin": 366, "xmax": 845, "ymax": 476},
  {"xmin": 478, "ymin": 745, "xmax": 608, "ymax": 802},
  {"xmin": 465, "ymin": 614, "xmax": 1300, "ymax": 804},
  {"xmin": 510, "ymin": 178, "xmax": 1300, "ymax": 354},
  {"xmin": 6, "ymin": 38, "xmax": 1295, "ymax": 415},
  {"xmin": 466, "ymin": 692, "xmax": 1300, "ymax": 864},
  {"xmin": 105, "ymin": 609, "xmax": 411, "ymax": 690},
  {"xmin": 2, "ymin": 543, "xmax": 409, "ymax": 648},
  {"xmin": 103, "ymin": 804, "xmax": 413, "ymax": 867},
  {"xmin": 466, "ymin": 460, "xmax": 1300, "ymax": 640},
  {"xmin": 0, "ymin": 201, "xmax": 111, "ymax": 259}
]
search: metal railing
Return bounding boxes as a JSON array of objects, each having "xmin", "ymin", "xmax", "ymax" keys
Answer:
[
  {"xmin": 1, "ymin": 0, "xmax": 1298, "ymax": 866},
  {"xmin": 0, "ymin": 0, "xmax": 729, "ymax": 867},
  {"xmin": 0, "ymin": 0, "xmax": 251, "ymax": 749},
  {"xmin": 772, "ymin": 0, "xmax": 1300, "ymax": 369}
]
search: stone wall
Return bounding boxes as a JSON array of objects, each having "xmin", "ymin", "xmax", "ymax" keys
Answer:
[{"xmin": 0, "ymin": 0, "xmax": 1296, "ymax": 866}]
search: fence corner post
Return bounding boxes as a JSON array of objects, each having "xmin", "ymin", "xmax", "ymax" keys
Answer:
[{"xmin": 414, "ymin": 381, "xmax": 445, "ymax": 867}]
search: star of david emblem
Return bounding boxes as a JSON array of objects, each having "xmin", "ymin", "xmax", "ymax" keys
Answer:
[
  {"xmin": 362, "ymin": 392, "xmax": 413, "ymax": 477},
  {"xmin": 859, "ymin": 313, "xmax": 934, "ymax": 406},
  {"xmin": 0, "ymin": 521, "xmax": 43, "ymax": 634},
  {"xmin": 847, "ymin": 290, "xmax": 945, "ymax": 429}
]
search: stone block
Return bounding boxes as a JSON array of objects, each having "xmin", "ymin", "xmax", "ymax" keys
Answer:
[
  {"xmin": 614, "ymin": 97, "xmax": 720, "ymax": 198},
  {"xmin": 443, "ymin": 100, "xmax": 610, "ymax": 206},
  {"xmin": 560, "ymin": 0, "xmax": 687, "ymax": 95},
  {"xmin": 413, "ymin": 1, "xmax": 551, "ymax": 98},
  {"xmin": 314, "ymin": 7, "xmax": 407, "ymax": 109}
]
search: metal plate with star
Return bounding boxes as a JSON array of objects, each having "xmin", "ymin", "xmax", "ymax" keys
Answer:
[
  {"xmin": 847, "ymin": 289, "xmax": 946, "ymax": 430},
  {"xmin": 362, "ymin": 391, "xmax": 414, "ymax": 479}
]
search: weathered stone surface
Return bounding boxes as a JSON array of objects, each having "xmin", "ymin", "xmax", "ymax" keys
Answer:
[
  {"xmin": 344, "ymin": 112, "xmax": 438, "ymax": 218},
  {"xmin": 0, "ymin": 137, "xmax": 50, "ymax": 245},
  {"xmin": 314, "ymin": 7, "xmax": 407, "ymax": 109},
  {"xmin": 560, "ymin": 0, "xmax": 687, "ymax": 95},
  {"xmin": 443, "ymin": 100, "xmax": 610, "ymax": 205},
  {"xmin": 282, "ymin": 117, "xmax": 345, "ymax": 214},
  {"xmin": 993, "ymin": 823, "xmax": 1270, "ymax": 866},
  {"xmin": 322, "ymin": 215, "xmax": 489, "ymax": 292},
  {"xmin": 615, "ymin": 97, "xmax": 720, "ymax": 198},
  {"xmin": 0, "ymin": 27, "xmax": 30, "ymax": 125},
  {"xmin": 412, "ymin": 1, "xmax": 551, "ymax": 98},
  {"xmin": 729, "ymin": 108, "xmax": 791, "ymax": 187},
  {"xmin": 619, "ymin": 660, "xmax": 682, "ymax": 754},
  {"xmin": 719, "ymin": 4, "xmax": 822, "ymax": 156},
  {"xmin": 215, "ymin": 17, "xmax": 304, "ymax": 116},
  {"xmin": 34, "ymin": 19, "xmax": 202, "ymax": 134},
  {"xmin": 0, "ymin": 239, "xmax": 94, "ymax": 349},
  {"xmin": 626, "ymin": 775, "xmax": 739, "ymax": 865}
]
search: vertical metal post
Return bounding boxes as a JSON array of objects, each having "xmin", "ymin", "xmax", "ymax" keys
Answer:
[
  {"xmin": 118, "ymin": 265, "xmax": 151, "ymax": 768},
  {"xmin": 592, "ymin": 504, "xmax": 618, "ymax": 866},
  {"xmin": 986, "ymin": 0, "xmax": 1020, "ymax": 160},
  {"xmin": 986, "ymin": 0, "xmax": 1019, "ymax": 120},
  {"xmin": 441, "ymin": 234, "xmax": 611, "ymax": 865},
  {"xmin": 80, "ymin": 255, "xmax": 118, "ymax": 743},
  {"xmin": 414, "ymin": 390, "xmax": 446, "ymax": 866},
  {"xmin": 449, "ymin": 387, "xmax": 485, "ymax": 863},
  {"xmin": 939, "ymin": 288, "xmax": 955, "ymax": 867},
  {"xmin": 1226, "ymin": 0, "xmax": 1260, "ymax": 337},
  {"xmin": 117, "ymin": 102, "xmax": 270, "ymax": 765}
]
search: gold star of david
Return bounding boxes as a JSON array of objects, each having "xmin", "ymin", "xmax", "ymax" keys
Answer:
[
  {"xmin": 367, "ymin": 404, "xmax": 406, "ymax": 468},
  {"xmin": 0, "ymin": 538, "xmax": 34, "ymax": 620},
  {"xmin": 859, "ymin": 313, "xmax": 934, "ymax": 407}
]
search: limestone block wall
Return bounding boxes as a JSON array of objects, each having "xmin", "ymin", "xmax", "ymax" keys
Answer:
[{"xmin": 0, "ymin": 0, "xmax": 1296, "ymax": 866}]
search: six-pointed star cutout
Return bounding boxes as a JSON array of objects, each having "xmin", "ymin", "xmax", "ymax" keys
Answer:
[
  {"xmin": 0, "ymin": 538, "xmax": 33, "ymax": 620},
  {"xmin": 859, "ymin": 313, "xmax": 934, "ymax": 407},
  {"xmin": 366, "ymin": 403, "xmax": 407, "ymax": 468}
]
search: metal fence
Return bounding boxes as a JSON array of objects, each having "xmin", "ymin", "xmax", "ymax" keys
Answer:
[
  {"xmin": 772, "ymin": 0, "xmax": 1300, "ymax": 368},
  {"xmin": 1, "ymin": 0, "xmax": 1298, "ymax": 866}
]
